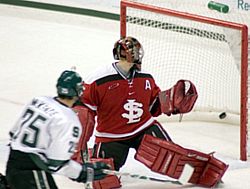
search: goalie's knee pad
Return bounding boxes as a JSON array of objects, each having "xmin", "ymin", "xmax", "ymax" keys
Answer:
[
  {"xmin": 135, "ymin": 134, "xmax": 228, "ymax": 188},
  {"xmin": 91, "ymin": 158, "xmax": 121, "ymax": 189}
]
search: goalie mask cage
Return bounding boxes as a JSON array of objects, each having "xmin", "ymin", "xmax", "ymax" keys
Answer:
[{"xmin": 120, "ymin": 0, "xmax": 249, "ymax": 161}]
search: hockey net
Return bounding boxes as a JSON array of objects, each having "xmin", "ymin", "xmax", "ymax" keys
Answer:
[{"xmin": 120, "ymin": 0, "xmax": 249, "ymax": 160}]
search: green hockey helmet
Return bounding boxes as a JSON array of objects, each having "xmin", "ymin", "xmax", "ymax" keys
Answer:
[{"xmin": 56, "ymin": 70, "xmax": 83, "ymax": 97}]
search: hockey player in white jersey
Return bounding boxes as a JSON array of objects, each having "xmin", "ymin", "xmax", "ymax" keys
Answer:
[{"xmin": 4, "ymin": 70, "xmax": 110, "ymax": 189}]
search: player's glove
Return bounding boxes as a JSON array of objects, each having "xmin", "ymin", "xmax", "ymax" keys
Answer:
[
  {"xmin": 159, "ymin": 80, "xmax": 198, "ymax": 116},
  {"xmin": 0, "ymin": 173, "xmax": 10, "ymax": 189},
  {"xmin": 74, "ymin": 162, "xmax": 110, "ymax": 183}
]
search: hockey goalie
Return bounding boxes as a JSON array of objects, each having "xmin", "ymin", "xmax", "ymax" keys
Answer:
[{"xmin": 72, "ymin": 36, "xmax": 228, "ymax": 189}]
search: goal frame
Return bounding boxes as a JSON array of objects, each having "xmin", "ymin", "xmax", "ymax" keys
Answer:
[{"xmin": 120, "ymin": 0, "xmax": 248, "ymax": 161}]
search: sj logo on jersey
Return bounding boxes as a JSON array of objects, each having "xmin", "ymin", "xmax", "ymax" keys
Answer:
[{"xmin": 122, "ymin": 99, "xmax": 143, "ymax": 124}]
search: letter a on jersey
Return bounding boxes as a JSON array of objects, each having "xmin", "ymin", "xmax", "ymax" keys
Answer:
[{"xmin": 145, "ymin": 80, "xmax": 151, "ymax": 90}]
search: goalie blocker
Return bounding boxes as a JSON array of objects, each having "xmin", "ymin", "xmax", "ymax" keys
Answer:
[
  {"xmin": 71, "ymin": 105, "xmax": 95, "ymax": 163},
  {"xmin": 90, "ymin": 158, "xmax": 121, "ymax": 189},
  {"xmin": 135, "ymin": 135, "xmax": 228, "ymax": 188}
]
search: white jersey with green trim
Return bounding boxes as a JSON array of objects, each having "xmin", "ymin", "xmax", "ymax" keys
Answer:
[{"xmin": 10, "ymin": 96, "xmax": 83, "ymax": 179}]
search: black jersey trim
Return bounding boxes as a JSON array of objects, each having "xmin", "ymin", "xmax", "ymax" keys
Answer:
[
  {"xmin": 95, "ymin": 72, "xmax": 153, "ymax": 86},
  {"xmin": 96, "ymin": 74, "xmax": 123, "ymax": 86},
  {"xmin": 53, "ymin": 97, "xmax": 70, "ymax": 108},
  {"xmin": 136, "ymin": 73, "xmax": 153, "ymax": 79}
]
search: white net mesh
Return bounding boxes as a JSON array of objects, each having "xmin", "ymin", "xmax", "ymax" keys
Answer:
[
  {"xmin": 125, "ymin": 2, "xmax": 246, "ymax": 121},
  {"xmin": 121, "ymin": 0, "xmax": 250, "ymax": 159}
]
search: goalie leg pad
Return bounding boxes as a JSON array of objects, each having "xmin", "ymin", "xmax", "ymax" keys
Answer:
[
  {"xmin": 91, "ymin": 158, "xmax": 121, "ymax": 189},
  {"xmin": 194, "ymin": 153, "xmax": 229, "ymax": 187},
  {"xmin": 135, "ymin": 134, "xmax": 186, "ymax": 178},
  {"xmin": 135, "ymin": 135, "xmax": 228, "ymax": 187}
]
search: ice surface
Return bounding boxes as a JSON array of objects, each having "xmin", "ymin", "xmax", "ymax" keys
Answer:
[{"xmin": 0, "ymin": 4, "xmax": 249, "ymax": 189}]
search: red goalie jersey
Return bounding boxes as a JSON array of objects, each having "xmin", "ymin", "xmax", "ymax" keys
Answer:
[{"xmin": 80, "ymin": 63, "xmax": 161, "ymax": 143}]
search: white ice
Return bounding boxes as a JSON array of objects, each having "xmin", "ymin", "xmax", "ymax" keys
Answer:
[{"xmin": 0, "ymin": 4, "xmax": 250, "ymax": 189}]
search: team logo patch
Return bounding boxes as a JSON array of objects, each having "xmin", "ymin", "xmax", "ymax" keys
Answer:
[
  {"xmin": 122, "ymin": 99, "xmax": 143, "ymax": 124},
  {"xmin": 108, "ymin": 83, "xmax": 120, "ymax": 90}
]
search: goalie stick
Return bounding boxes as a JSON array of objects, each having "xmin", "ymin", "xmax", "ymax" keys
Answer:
[
  {"xmin": 81, "ymin": 149, "xmax": 94, "ymax": 189},
  {"xmin": 102, "ymin": 164, "xmax": 194, "ymax": 186}
]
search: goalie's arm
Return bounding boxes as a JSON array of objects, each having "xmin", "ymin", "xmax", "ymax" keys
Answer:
[{"xmin": 149, "ymin": 96, "xmax": 161, "ymax": 117}]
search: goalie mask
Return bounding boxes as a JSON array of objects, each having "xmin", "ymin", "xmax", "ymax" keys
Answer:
[
  {"xmin": 56, "ymin": 70, "xmax": 83, "ymax": 98},
  {"xmin": 113, "ymin": 36, "xmax": 144, "ymax": 65}
]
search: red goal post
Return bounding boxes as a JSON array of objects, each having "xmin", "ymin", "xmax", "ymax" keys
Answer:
[{"xmin": 120, "ymin": 0, "xmax": 248, "ymax": 161}]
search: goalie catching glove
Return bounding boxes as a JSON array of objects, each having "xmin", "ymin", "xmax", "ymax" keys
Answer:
[{"xmin": 159, "ymin": 80, "xmax": 198, "ymax": 116}]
